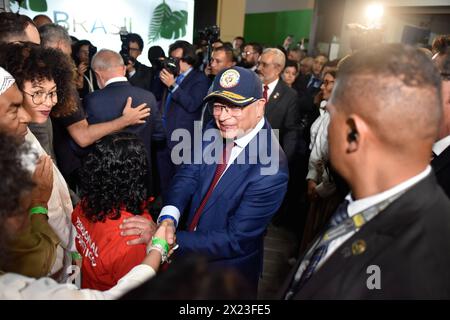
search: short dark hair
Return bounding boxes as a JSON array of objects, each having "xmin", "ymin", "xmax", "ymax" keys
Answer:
[
  {"xmin": 213, "ymin": 45, "xmax": 235, "ymax": 63},
  {"xmin": 38, "ymin": 23, "xmax": 71, "ymax": 48},
  {"xmin": 332, "ymin": 44, "xmax": 442, "ymax": 147},
  {"xmin": 127, "ymin": 33, "xmax": 144, "ymax": 51},
  {"xmin": 79, "ymin": 132, "xmax": 149, "ymax": 223},
  {"xmin": 284, "ymin": 59, "xmax": 299, "ymax": 72},
  {"xmin": 246, "ymin": 42, "xmax": 263, "ymax": 55},
  {"xmin": 0, "ymin": 42, "xmax": 78, "ymax": 118},
  {"xmin": 169, "ymin": 40, "xmax": 197, "ymax": 66},
  {"xmin": 0, "ymin": 12, "xmax": 34, "ymax": 43}
]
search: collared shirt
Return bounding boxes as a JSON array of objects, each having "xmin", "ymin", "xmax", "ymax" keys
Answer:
[
  {"xmin": 128, "ymin": 69, "xmax": 136, "ymax": 78},
  {"xmin": 316, "ymin": 165, "xmax": 432, "ymax": 269},
  {"xmin": 433, "ymin": 135, "xmax": 450, "ymax": 156},
  {"xmin": 104, "ymin": 76, "xmax": 128, "ymax": 87},
  {"xmin": 263, "ymin": 78, "xmax": 279, "ymax": 102},
  {"xmin": 306, "ymin": 101, "xmax": 331, "ymax": 195},
  {"xmin": 159, "ymin": 118, "xmax": 266, "ymax": 225}
]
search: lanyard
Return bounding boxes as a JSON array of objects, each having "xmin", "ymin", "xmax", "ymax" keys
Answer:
[{"xmin": 310, "ymin": 188, "xmax": 408, "ymax": 256}]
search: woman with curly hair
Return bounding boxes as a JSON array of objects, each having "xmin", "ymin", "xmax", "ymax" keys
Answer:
[
  {"xmin": 72, "ymin": 132, "xmax": 155, "ymax": 290},
  {"xmin": 0, "ymin": 41, "xmax": 78, "ymax": 157},
  {"xmin": 0, "ymin": 43, "xmax": 76, "ymax": 280},
  {"xmin": 0, "ymin": 41, "xmax": 78, "ymax": 122}
]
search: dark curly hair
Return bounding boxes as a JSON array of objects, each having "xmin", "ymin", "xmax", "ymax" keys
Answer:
[
  {"xmin": 0, "ymin": 41, "xmax": 78, "ymax": 118},
  {"xmin": 79, "ymin": 132, "xmax": 149, "ymax": 223},
  {"xmin": 0, "ymin": 132, "xmax": 35, "ymax": 263}
]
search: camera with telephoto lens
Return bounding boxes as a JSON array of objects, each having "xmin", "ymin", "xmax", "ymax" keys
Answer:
[
  {"xmin": 198, "ymin": 25, "xmax": 220, "ymax": 71},
  {"xmin": 161, "ymin": 57, "xmax": 180, "ymax": 77},
  {"xmin": 119, "ymin": 28, "xmax": 136, "ymax": 66}
]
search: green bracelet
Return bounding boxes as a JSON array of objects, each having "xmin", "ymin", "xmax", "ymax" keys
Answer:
[
  {"xmin": 151, "ymin": 237, "xmax": 169, "ymax": 253},
  {"xmin": 71, "ymin": 252, "xmax": 82, "ymax": 260},
  {"xmin": 29, "ymin": 206, "xmax": 48, "ymax": 216}
]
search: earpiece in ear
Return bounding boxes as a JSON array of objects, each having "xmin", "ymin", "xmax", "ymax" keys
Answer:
[{"xmin": 348, "ymin": 130, "xmax": 358, "ymax": 142}]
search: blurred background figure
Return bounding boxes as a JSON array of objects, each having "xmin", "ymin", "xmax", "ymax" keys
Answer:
[
  {"xmin": 281, "ymin": 60, "xmax": 299, "ymax": 88},
  {"xmin": 32, "ymin": 14, "xmax": 52, "ymax": 28},
  {"xmin": 72, "ymin": 39, "xmax": 99, "ymax": 99}
]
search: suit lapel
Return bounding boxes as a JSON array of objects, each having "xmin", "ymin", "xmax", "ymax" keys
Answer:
[
  {"xmin": 432, "ymin": 146, "xmax": 450, "ymax": 173},
  {"xmin": 265, "ymin": 80, "xmax": 284, "ymax": 116}
]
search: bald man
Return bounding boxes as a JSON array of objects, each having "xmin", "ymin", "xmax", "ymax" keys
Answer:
[
  {"xmin": 32, "ymin": 14, "xmax": 52, "ymax": 28},
  {"xmin": 281, "ymin": 44, "xmax": 450, "ymax": 299},
  {"xmin": 84, "ymin": 49, "xmax": 165, "ymax": 195}
]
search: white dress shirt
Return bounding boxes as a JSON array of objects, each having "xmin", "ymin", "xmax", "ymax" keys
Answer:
[
  {"xmin": 317, "ymin": 165, "xmax": 432, "ymax": 270},
  {"xmin": 263, "ymin": 78, "xmax": 279, "ymax": 102},
  {"xmin": 293, "ymin": 166, "xmax": 432, "ymax": 283},
  {"xmin": 104, "ymin": 76, "xmax": 128, "ymax": 87},
  {"xmin": 433, "ymin": 135, "xmax": 450, "ymax": 156},
  {"xmin": 306, "ymin": 101, "xmax": 335, "ymax": 197},
  {"xmin": 159, "ymin": 118, "xmax": 266, "ymax": 225}
]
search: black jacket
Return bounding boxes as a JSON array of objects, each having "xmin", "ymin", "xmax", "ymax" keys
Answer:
[
  {"xmin": 264, "ymin": 79, "xmax": 302, "ymax": 164},
  {"xmin": 432, "ymin": 145, "xmax": 450, "ymax": 199},
  {"xmin": 280, "ymin": 173, "xmax": 450, "ymax": 299}
]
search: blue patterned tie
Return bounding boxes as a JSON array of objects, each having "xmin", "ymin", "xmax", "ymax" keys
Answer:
[
  {"xmin": 163, "ymin": 73, "xmax": 185, "ymax": 126},
  {"xmin": 286, "ymin": 200, "xmax": 350, "ymax": 298}
]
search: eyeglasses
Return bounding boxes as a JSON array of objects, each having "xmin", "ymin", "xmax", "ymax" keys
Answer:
[
  {"xmin": 129, "ymin": 47, "xmax": 141, "ymax": 52},
  {"xmin": 241, "ymin": 51, "xmax": 256, "ymax": 57},
  {"xmin": 209, "ymin": 103, "xmax": 246, "ymax": 117},
  {"xmin": 322, "ymin": 80, "xmax": 335, "ymax": 86},
  {"xmin": 257, "ymin": 61, "xmax": 276, "ymax": 69},
  {"xmin": 23, "ymin": 90, "xmax": 58, "ymax": 105}
]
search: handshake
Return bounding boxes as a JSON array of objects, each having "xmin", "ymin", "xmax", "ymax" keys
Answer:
[{"xmin": 119, "ymin": 216, "xmax": 178, "ymax": 265}]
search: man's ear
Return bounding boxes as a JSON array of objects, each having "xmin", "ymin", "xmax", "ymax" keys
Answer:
[
  {"xmin": 256, "ymin": 99, "xmax": 266, "ymax": 119},
  {"xmin": 345, "ymin": 115, "xmax": 367, "ymax": 153}
]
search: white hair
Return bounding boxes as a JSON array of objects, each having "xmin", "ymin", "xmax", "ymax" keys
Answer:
[
  {"xmin": 91, "ymin": 49, "xmax": 124, "ymax": 71},
  {"xmin": 263, "ymin": 48, "xmax": 286, "ymax": 69}
]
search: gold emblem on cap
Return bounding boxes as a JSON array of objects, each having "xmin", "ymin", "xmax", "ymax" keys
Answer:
[
  {"xmin": 351, "ymin": 239, "xmax": 367, "ymax": 255},
  {"xmin": 220, "ymin": 69, "xmax": 240, "ymax": 88}
]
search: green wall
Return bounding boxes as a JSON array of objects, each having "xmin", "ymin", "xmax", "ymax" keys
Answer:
[{"xmin": 244, "ymin": 9, "xmax": 313, "ymax": 47}]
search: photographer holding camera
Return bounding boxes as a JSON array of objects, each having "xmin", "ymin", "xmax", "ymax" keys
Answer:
[
  {"xmin": 121, "ymin": 33, "xmax": 154, "ymax": 94},
  {"xmin": 72, "ymin": 39, "xmax": 99, "ymax": 99},
  {"xmin": 158, "ymin": 40, "xmax": 209, "ymax": 197}
]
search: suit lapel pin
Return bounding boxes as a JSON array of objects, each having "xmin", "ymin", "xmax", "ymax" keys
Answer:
[
  {"xmin": 351, "ymin": 239, "xmax": 367, "ymax": 256},
  {"xmin": 273, "ymin": 92, "xmax": 280, "ymax": 100}
]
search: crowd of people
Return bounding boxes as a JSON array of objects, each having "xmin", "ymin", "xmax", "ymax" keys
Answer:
[{"xmin": 0, "ymin": 10, "xmax": 449, "ymax": 299}]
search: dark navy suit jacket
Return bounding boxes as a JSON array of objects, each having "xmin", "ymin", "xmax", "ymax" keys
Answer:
[
  {"xmin": 165, "ymin": 120, "xmax": 289, "ymax": 290},
  {"xmin": 83, "ymin": 81, "xmax": 166, "ymax": 192},
  {"xmin": 162, "ymin": 69, "xmax": 209, "ymax": 150}
]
